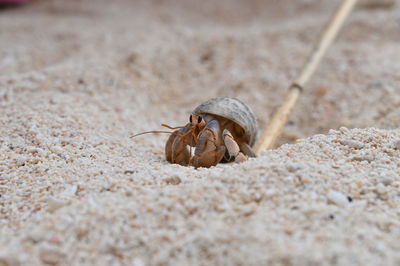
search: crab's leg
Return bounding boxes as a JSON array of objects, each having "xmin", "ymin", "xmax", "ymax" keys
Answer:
[
  {"xmin": 165, "ymin": 123, "xmax": 193, "ymax": 166},
  {"xmin": 222, "ymin": 129, "xmax": 248, "ymax": 163},
  {"xmin": 238, "ymin": 142, "xmax": 256, "ymax": 158},
  {"xmin": 190, "ymin": 120, "xmax": 225, "ymax": 168}
]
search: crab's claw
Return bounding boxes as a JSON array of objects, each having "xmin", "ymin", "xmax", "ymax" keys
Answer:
[
  {"xmin": 190, "ymin": 120, "xmax": 226, "ymax": 168},
  {"xmin": 165, "ymin": 123, "xmax": 193, "ymax": 166}
]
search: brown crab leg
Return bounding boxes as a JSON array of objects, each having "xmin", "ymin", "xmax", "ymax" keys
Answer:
[
  {"xmin": 222, "ymin": 129, "xmax": 247, "ymax": 163},
  {"xmin": 191, "ymin": 120, "xmax": 225, "ymax": 168},
  {"xmin": 238, "ymin": 142, "xmax": 256, "ymax": 158}
]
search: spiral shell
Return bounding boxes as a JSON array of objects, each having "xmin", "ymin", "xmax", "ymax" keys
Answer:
[{"xmin": 193, "ymin": 97, "xmax": 258, "ymax": 146}]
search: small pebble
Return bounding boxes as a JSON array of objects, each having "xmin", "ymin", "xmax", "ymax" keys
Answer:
[
  {"xmin": 286, "ymin": 162, "xmax": 302, "ymax": 172},
  {"xmin": 347, "ymin": 196, "xmax": 353, "ymax": 202},
  {"xmin": 124, "ymin": 169, "xmax": 136, "ymax": 174},
  {"xmin": 51, "ymin": 146, "xmax": 63, "ymax": 154},
  {"xmin": 327, "ymin": 190, "xmax": 349, "ymax": 207},
  {"xmin": 339, "ymin": 127, "xmax": 349, "ymax": 134},
  {"xmin": 47, "ymin": 197, "xmax": 68, "ymax": 212},
  {"xmin": 164, "ymin": 176, "xmax": 181, "ymax": 185},
  {"xmin": 375, "ymin": 183, "xmax": 388, "ymax": 198},
  {"xmin": 352, "ymin": 154, "xmax": 374, "ymax": 162},
  {"xmin": 61, "ymin": 185, "xmax": 78, "ymax": 197},
  {"xmin": 340, "ymin": 139, "xmax": 365, "ymax": 149},
  {"xmin": 26, "ymin": 146, "xmax": 39, "ymax": 154},
  {"xmin": 377, "ymin": 175, "xmax": 393, "ymax": 186}
]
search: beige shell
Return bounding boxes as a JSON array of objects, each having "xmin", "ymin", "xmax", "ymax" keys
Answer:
[{"xmin": 193, "ymin": 97, "xmax": 258, "ymax": 146}]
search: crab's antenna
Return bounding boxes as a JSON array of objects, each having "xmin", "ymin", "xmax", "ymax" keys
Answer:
[
  {"xmin": 161, "ymin": 124, "xmax": 189, "ymax": 130},
  {"xmin": 131, "ymin": 123, "xmax": 194, "ymax": 139},
  {"xmin": 130, "ymin": 131, "xmax": 177, "ymax": 138}
]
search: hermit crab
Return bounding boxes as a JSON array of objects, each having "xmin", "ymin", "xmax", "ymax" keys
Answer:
[{"xmin": 132, "ymin": 97, "xmax": 258, "ymax": 168}]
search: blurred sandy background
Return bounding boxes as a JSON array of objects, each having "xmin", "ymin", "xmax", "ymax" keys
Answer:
[{"xmin": 0, "ymin": 0, "xmax": 399, "ymax": 265}]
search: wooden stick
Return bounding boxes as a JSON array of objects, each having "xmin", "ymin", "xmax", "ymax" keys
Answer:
[{"xmin": 255, "ymin": 0, "xmax": 358, "ymax": 155}]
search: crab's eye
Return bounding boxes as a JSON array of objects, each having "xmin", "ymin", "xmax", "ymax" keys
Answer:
[
  {"xmin": 189, "ymin": 115, "xmax": 193, "ymax": 123},
  {"xmin": 197, "ymin": 116, "xmax": 202, "ymax": 124}
]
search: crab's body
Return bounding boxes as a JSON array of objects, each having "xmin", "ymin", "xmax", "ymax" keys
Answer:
[{"xmin": 165, "ymin": 97, "xmax": 257, "ymax": 168}]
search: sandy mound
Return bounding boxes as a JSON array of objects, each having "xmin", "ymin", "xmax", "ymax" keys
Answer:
[{"xmin": 0, "ymin": 0, "xmax": 399, "ymax": 265}]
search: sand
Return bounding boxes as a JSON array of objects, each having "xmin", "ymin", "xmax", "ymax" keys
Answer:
[{"xmin": 0, "ymin": 0, "xmax": 399, "ymax": 265}]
